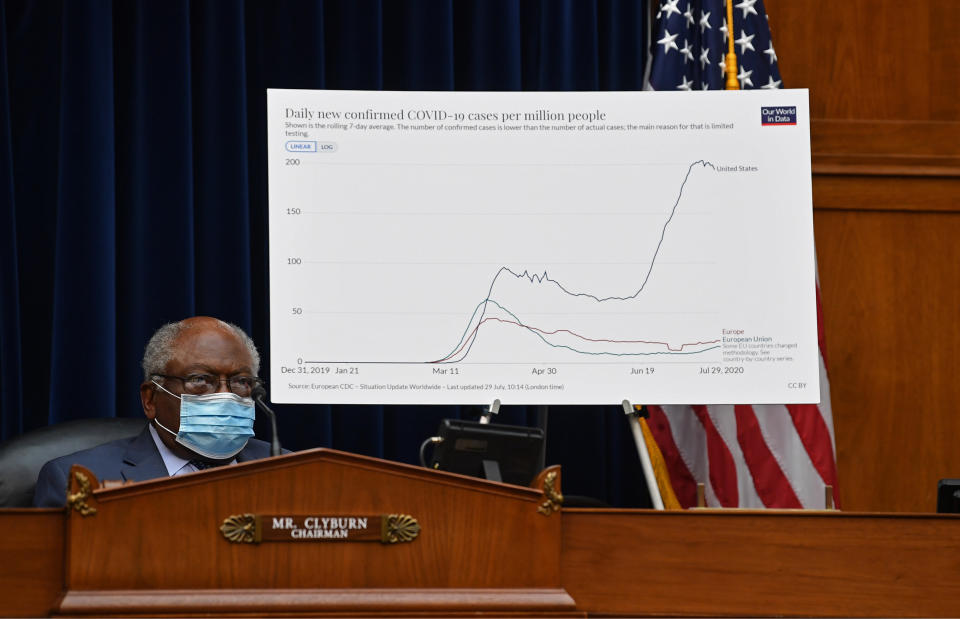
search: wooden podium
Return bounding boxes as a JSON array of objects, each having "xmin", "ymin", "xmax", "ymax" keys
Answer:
[
  {"xmin": 56, "ymin": 449, "xmax": 573, "ymax": 616},
  {"xmin": 4, "ymin": 448, "xmax": 960, "ymax": 617}
]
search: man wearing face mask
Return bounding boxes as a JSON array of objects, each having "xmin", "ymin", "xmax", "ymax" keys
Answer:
[{"xmin": 32, "ymin": 316, "xmax": 276, "ymax": 507}]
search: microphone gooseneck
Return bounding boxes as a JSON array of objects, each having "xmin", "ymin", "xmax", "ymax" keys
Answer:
[{"xmin": 252, "ymin": 385, "xmax": 282, "ymax": 457}]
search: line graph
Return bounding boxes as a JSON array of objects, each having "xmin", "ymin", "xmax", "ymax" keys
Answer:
[
  {"xmin": 434, "ymin": 160, "xmax": 716, "ymax": 363},
  {"xmin": 267, "ymin": 89, "xmax": 820, "ymax": 404}
]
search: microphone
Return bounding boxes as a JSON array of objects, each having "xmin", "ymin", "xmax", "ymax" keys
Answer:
[{"xmin": 252, "ymin": 385, "xmax": 282, "ymax": 457}]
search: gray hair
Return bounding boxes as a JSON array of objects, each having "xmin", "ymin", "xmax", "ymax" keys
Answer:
[{"xmin": 141, "ymin": 318, "xmax": 261, "ymax": 380}]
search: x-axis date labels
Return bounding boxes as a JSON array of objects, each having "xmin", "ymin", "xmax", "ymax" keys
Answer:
[{"xmin": 282, "ymin": 364, "xmax": 359, "ymax": 375}]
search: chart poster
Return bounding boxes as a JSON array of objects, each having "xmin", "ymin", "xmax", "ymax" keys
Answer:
[{"xmin": 267, "ymin": 89, "xmax": 818, "ymax": 405}]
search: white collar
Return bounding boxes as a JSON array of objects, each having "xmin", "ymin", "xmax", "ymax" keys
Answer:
[{"xmin": 148, "ymin": 423, "xmax": 194, "ymax": 476}]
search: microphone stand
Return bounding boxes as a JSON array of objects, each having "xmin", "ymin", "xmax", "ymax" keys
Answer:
[{"xmin": 252, "ymin": 387, "xmax": 282, "ymax": 457}]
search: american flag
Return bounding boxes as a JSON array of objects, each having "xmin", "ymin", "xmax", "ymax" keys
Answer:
[
  {"xmin": 646, "ymin": 282, "xmax": 839, "ymax": 509},
  {"xmin": 646, "ymin": 0, "xmax": 782, "ymax": 91},
  {"xmin": 643, "ymin": 1, "xmax": 839, "ymax": 509}
]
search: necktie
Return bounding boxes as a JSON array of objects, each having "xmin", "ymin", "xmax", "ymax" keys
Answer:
[{"xmin": 189, "ymin": 459, "xmax": 217, "ymax": 471}]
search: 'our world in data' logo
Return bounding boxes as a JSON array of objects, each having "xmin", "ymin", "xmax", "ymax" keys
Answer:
[{"xmin": 761, "ymin": 106, "xmax": 797, "ymax": 126}]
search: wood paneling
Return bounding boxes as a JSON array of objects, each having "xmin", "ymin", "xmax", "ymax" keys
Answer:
[
  {"xmin": 814, "ymin": 209, "xmax": 960, "ymax": 513},
  {"xmin": 768, "ymin": 1, "xmax": 960, "ymax": 511},
  {"xmin": 812, "ymin": 120, "xmax": 960, "ymax": 177},
  {"xmin": 562, "ymin": 509, "xmax": 960, "ymax": 617},
  {"xmin": 813, "ymin": 175, "xmax": 960, "ymax": 213},
  {"xmin": 769, "ymin": 1, "xmax": 959, "ymax": 122}
]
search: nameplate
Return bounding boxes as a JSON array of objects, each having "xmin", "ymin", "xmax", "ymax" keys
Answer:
[{"xmin": 219, "ymin": 513, "xmax": 420, "ymax": 544}]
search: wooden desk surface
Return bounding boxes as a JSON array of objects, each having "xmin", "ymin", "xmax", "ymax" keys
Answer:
[
  {"xmin": 562, "ymin": 508, "xmax": 960, "ymax": 617},
  {"xmin": 0, "ymin": 509, "xmax": 63, "ymax": 617},
  {"xmin": 4, "ymin": 506, "xmax": 960, "ymax": 617}
]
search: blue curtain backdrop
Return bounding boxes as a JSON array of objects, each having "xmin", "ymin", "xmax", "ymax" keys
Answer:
[{"xmin": 0, "ymin": 0, "xmax": 652, "ymax": 507}]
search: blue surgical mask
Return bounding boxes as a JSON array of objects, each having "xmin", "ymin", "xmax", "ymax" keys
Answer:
[{"xmin": 152, "ymin": 380, "xmax": 256, "ymax": 460}]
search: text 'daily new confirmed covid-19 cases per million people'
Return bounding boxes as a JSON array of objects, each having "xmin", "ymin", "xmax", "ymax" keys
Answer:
[{"xmin": 267, "ymin": 89, "xmax": 818, "ymax": 405}]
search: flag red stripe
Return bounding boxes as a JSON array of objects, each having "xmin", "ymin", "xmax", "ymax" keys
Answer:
[
  {"xmin": 734, "ymin": 405, "xmax": 803, "ymax": 508},
  {"xmin": 647, "ymin": 405, "xmax": 699, "ymax": 508},
  {"xmin": 786, "ymin": 403, "xmax": 841, "ymax": 509},
  {"xmin": 691, "ymin": 405, "xmax": 739, "ymax": 507}
]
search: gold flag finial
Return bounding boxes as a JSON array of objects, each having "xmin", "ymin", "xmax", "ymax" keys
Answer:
[{"xmin": 724, "ymin": 0, "xmax": 740, "ymax": 90}]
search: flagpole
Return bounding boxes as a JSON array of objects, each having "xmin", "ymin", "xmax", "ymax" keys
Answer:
[
  {"xmin": 724, "ymin": 0, "xmax": 740, "ymax": 90},
  {"xmin": 622, "ymin": 401, "xmax": 665, "ymax": 510}
]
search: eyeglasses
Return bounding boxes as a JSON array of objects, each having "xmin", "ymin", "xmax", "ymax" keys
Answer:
[{"xmin": 154, "ymin": 373, "xmax": 263, "ymax": 397}]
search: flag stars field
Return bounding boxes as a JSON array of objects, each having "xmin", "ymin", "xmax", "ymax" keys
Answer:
[{"xmin": 647, "ymin": 0, "xmax": 783, "ymax": 93}]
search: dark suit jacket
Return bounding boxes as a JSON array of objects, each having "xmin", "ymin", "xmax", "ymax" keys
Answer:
[{"xmin": 32, "ymin": 426, "xmax": 273, "ymax": 507}]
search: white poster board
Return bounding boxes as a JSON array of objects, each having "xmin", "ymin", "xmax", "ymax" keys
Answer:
[{"xmin": 267, "ymin": 89, "xmax": 818, "ymax": 405}]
